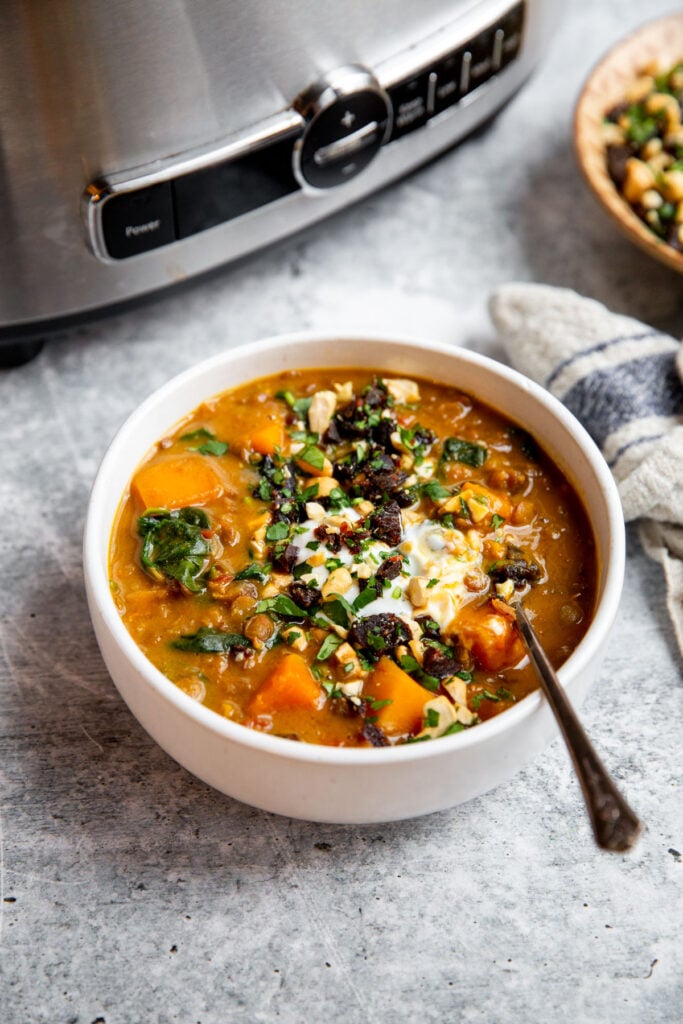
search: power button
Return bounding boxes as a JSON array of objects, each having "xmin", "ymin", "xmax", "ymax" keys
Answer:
[{"xmin": 293, "ymin": 66, "xmax": 392, "ymax": 191}]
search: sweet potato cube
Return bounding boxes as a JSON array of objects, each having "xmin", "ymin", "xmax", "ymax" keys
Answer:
[
  {"xmin": 250, "ymin": 421, "xmax": 285, "ymax": 456},
  {"xmin": 364, "ymin": 656, "xmax": 431, "ymax": 738},
  {"xmin": 247, "ymin": 653, "xmax": 323, "ymax": 716},
  {"xmin": 131, "ymin": 454, "xmax": 223, "ymax": 510}
]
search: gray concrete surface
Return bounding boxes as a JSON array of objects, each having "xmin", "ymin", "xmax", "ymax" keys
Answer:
[{"xmin": 1, "ymin": 1, "xmax": 681, "ymax": 1021}]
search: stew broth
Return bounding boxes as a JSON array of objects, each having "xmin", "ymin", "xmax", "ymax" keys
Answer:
[{"xmin": 109, "ymin": 369, "xmax": 597, "ymax": 747}]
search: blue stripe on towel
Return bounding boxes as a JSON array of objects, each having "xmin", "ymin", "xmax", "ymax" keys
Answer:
[
  {"xmin": 560, "ymin": 352, "xmax": 683, "ymax": 449},
  {"xmin": 545, "ymin": 330, "xmax": 662, "ymax": 390}
]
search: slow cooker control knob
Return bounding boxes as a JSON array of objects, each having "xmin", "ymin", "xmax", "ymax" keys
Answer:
[{"xmin": 292, "ymin": 66, "xmax": 392, "ymax": 191}]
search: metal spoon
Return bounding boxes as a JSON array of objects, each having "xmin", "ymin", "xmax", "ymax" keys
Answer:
[{"xmin": 513, "ymin": 600, "xmax": 642, "ymax": 853}]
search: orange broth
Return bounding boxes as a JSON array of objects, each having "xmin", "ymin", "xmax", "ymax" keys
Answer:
[{"xmin": 109, "ymin": 369, "xmax": 597, "ymax": 747}]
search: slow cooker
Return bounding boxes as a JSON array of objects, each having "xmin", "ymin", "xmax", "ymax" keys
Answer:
[{"xmin": 0, "ymin": 0, "xmax": 558, "ymax": 362}]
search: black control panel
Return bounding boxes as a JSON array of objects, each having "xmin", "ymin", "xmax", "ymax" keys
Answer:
[{"xmin": 96, "ymin": 2, "xmax": 525, "ymax": 261}]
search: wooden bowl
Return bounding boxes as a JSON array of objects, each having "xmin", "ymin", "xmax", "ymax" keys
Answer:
[{"xmin": 574, "ymin": 12, "xmax": 683, "ymax": 274}]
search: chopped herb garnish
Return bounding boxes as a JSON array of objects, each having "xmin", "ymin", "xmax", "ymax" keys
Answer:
[
  {"xmin": 265, "ymin": 521, "xmax": 290, "ymax": 542},
  {"xmin": 491, "ymin": 513, "xmax": 505, "ymax": 530},
  {"xmin": 399, "ymin": 654, "xmax": 420, "ymax": 673},
  {"xmin": 275, "ymin": 389, "xmax": 313, "ymax": 421},
  {"xmin": 427, "ymin": 578, "xmax": 438, "ymax": 589},
  {"xmin": 297, "ymin": 444, "xmax": 326, "ymax": 471},
  {"xmin": 321, "ymin": 679, "xmax": 344, "ymax": 699},
  {"xmin": 422, "ymin": 480, "xmax": 451, "ymax": 503},
  {"xmin": 316, "ymin": 633, "xmax": 344, "ymax": 662},
  {"xmin": 196, "ymin": 438, "xmax": 229, "ymax": 457},
  {"xmin": 425, "ymin": 707, "xmax": 440, "ymax": 728}
]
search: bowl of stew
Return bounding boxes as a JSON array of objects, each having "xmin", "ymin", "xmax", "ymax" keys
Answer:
[{"xmin": 84, "ymin": 332, "xmax": 624, "ymax": 823}]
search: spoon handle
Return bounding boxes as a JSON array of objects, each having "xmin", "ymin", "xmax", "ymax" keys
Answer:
[{"xmin": 514, "ymin": 602, "xmax": 642, "ymax": 853}]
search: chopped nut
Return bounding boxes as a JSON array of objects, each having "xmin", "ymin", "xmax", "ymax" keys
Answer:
[
  {"xmin": 308, "ymin": 390, "xmax": 337, "ymax": 435},
  {"xmin": 339, "ymin": 679, "xmax": 364, "ymax": 699},
  {"xmin": 444, "ymin": 678, "xmax": 467, "ymax": 706},
  {"xmin": 466, "ymin": 529, "xmax": 483, "ymax": 552},
  {"xmin": 321, "ymin": 566, "xmax": 354, "ymax": 598},
  {"xmin": 355, "ymin": 499, "xmax": 375, "ymax": 517},
  {"xmin": 305, "ymin": 475, "xmax": 340, "ymax": 498},
  {"xmin": 332, "ymin": 642, "xmax": 363, "ymax": 676},
  {"xmin": 391, "ymin": 430, "xmax": 408, "ymax": 453},
  {"xmin": 406, "ymin": 576, "xmax": 429, "ymax": 608},
  {"xmin": 495, "ymin": 579, "xmax": 515, "ymax": 602},
  {"xmin": 282, "ymin": 627, "xmax": 307, "ymax": 652},
  {"xmin": 418, "ymin": 696, "xmax": 457, "ymax": 739},
  {"xmin": 327, "ymin": 621, "xmax": 349, "ymax": 639},
  {"xmin": 401, "ymin": 508, "xmax": 422, "ymax": 526},
  {"xmin": 383, "ymin": 378, "xmax": 421, "ymax": 404},
  {"xmin": 405, "ymin": 619, "xmax": 422, "ymax": 642},
  {"xmin": 455, "ymin": 703, "xmax": 475, "ymax": 726},
  {"xmin": 462, "ymin": 492, "xmax": 489, "ymax": 523},
  {"xmin": 353, "ymin": 562, "xmax": 372, "ymax": 580},
  {"xmin": 334, "ymin": 380, "xmax": 354, "ymax": 404},
  {"xmin": 307, "ymin": 550, "xmax": 326, "ymax": 567},
  {"xmin": 414, "ymin": 459, "xmax": 435, "ymax": 480},
  {"xmin": 408, "ymin": 638, "xmax": 424, "ymax": 665},
  {"xmin": 305, "ymin": 501, "xmax": 326, "ymax": 520}
]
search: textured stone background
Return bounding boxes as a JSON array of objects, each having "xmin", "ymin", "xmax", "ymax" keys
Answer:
[{"xmin": 1, "ymin": 1, "xmax": 681, "ymax": 1022}]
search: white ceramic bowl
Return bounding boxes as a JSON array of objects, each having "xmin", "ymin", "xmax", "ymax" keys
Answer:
[{"xmin": 84, "ymin": 332, "xmax": 625, "ymax": 823}]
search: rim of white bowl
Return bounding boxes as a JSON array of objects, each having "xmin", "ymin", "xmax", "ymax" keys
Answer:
[{"xmin": 84, "ymin": 331, "xmax": 625, "ymax": 767}]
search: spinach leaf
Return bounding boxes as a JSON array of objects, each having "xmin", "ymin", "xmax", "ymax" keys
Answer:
[
  {"xmin": 441, "ymin": 437, "xmax": 487, "ymax": 467},
  {"xmin": 322, "ymin": 595, "xmax": 355, "ymax": 629},
  {"xmin": 171, "ymin": 627, "xmax": 251, "ymax": 653},
  {"xmin": 255, "ymin": 594, "xmax": 308, "ymax": 619},
  {"xmin": 234, "ymin": 563, "xmax": 271, "ymax": 582},
  {"xmin": 138, "ymin": 507, "xmax": 211, "ymax": 592}
]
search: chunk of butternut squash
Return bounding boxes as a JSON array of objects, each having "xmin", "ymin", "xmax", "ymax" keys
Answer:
[
  {"xmin": 457, "ymin": 605, "xmax": 524, "ymax": 672},
  {"xmin": 250, "ymin": 420, "xmax": 285, "ymax": 456},
  {"xmin": 131, "ymin": 454, "xmax": 223, "ymax": 510},
  {"xmin": 364, "ymin": 656, "xmax": 431, "ymax": 738},
  {"xmin": 247, "ymin": 653, "xmax": 323, "ymax": 717}
]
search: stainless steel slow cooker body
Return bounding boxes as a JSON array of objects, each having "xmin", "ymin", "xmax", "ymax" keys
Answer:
[{"xmin": 0, "ymin": 0, "xmax": 557, "ymax": 347}]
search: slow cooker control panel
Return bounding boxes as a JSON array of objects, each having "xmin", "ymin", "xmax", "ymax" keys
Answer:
[
  {"xmin": 292, "ymin": 67, "xmax": 391, "ymax": 190},
  {"xmin": 86, "ymin": 1, "xmax": 525, "ymax": 261}
]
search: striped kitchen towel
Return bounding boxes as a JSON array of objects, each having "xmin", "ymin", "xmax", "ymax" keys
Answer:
[{"xmin": 489, "ymin": 282, "xmax": 683, "ymax": 656}]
